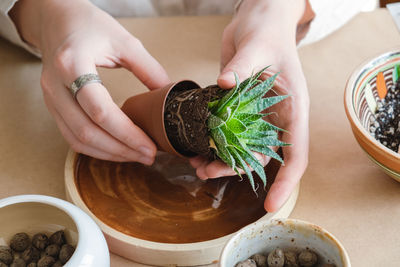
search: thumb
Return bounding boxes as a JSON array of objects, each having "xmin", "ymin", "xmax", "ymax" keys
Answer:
[
  {"xmin": 218, "ymin": 43, "xmax": 265, "ymax": 89},
  {"xmin": 119, "ymin": 37, "xmax": 171, "ymax": 90}
]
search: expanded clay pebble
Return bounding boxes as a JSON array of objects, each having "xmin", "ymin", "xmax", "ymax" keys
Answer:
[
  {"xmin": 37, "ymin": 256, "xmax": 55, "ymax": 267},
  {"xmin": 284, "ymin": 251, "xmax": 299, "ymax": 267},
  {"xmin": 32, "ymin": 234, "xmax": 49, "ymax": 251},
  {"xmin": 250, "ymin": 253, "xmax": 267, "ymax": 267},
  {"xmin": 10, "ymin": 233, "xmax": 30, "ymax": 252},
  {"xmin": 0, "ymin": 245, "xmax": 13, "ymax": 264},
  {"xmin": 235, "ymin": 259, "xmax": 257, "ymax": 267},
  {"xmin": 59, "ymin": 244, "xmax": 74, "ymax": 264},
  {"xmin": 49, "ymin": 231, "xmax": 66, "ymax": 247},
  {"xmin": 10, "ymin": 258, "xmax": 26, "ymax": 267},
  {"xmin": 298, "ymin": 250, "xmax": 318, "ymax": 267},
  {"xmin": 4, "ymin": 230, "xmax": 75, "ymax": 267},
  {"xmin": 44, "ymin": 244, "xmax": 60, "ymax": 258},
  {"xmin": 22, "ymin": 246, "xmax": 41, "ymax": 263},
  {"xmin": 267, "ymin": 249, "xmax": 285, "ymax": 267},
  {"xmin": 237, "ymin": 248, "xmax": 335, "ymax": 267}
]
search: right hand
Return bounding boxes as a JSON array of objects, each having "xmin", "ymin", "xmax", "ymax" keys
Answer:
[
  {"xmin": 189, "ymin": 0, "xmax": 310, "ymax": 213},
  {"xmin": 11, "ymin": 0, "xmax": 170, "ymax": 164}
]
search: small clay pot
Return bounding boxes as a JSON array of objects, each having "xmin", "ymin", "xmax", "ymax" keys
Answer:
[{"xmin": 121, "ymin": 80, "xmax": 200, "ymax": 157}]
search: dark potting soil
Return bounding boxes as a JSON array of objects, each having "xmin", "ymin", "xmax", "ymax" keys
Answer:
[
  {"xmin": 164, "ymin": 85, "xmax": 225, "ymax": 158},
  {"xmin": 370, "ymin": 79, "xmax": 400, "ymax": 152}
]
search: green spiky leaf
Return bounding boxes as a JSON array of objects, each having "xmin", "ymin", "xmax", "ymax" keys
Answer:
[
  {"xmin": 238, "ymin": 129, "xmax": 277, "ymax": 140},
  {"xmin": 226, "ymin": 118, "xmax": 247, "ymax": 134},
  {"xmin": 208, "ymin": 100, "xmax": 219, "ymax": 109},
  {"xmin": 247, "ymin": 145, "xmax": 283, "ymax": 163},
  {"xmin": 241, "ymin": 95, "xmax": 289, "ymax": 114},
  {"xmin": 235, "ymin": 113, "xmax": 264, "ymax": 124},
  {"xmin": 238, "ymin": 148, "xmax": 267, "ymax": 188},
  {"xmin": 220, "ymin": 124, "xmax": 246, "ymax": 152},
  {"xmin": 205, "ymin": 66, "xmax": 290, "ymax": 193},
  {"xmin": 215, "ymin": 142, "xmax": 235, "ymax": 168},
  {"xmin": 229, "ymin": 147, "xmax": 256, "ymax": 191},
  {"xmin": 208, "ymin": 114, "xmax": 224, "ymax": 129},
  {"xmin": 240, "ymin": 73, "xmax": 278, "ymax": 109},
  {"xmin": 213, "ymin": 73, "xmax": 241, "ymax": 115},
  {"xmin": 245, "ymin": 138, "xmax": 290, "ymax": 147},
  {"xmin": 251, "ymin": 119, "xmax": 287, "ymax": 132},
  {"xmin": 393, "ymin": 64, "xmax": 400, "ymax": 84},
  {"xmin": 210, "ymin": 128, "xmax": 227, "ymax": 146}
]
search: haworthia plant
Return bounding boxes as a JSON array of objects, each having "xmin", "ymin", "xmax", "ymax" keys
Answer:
[{"xmin": 207, "ymin": 67, "xmax": 290, "ymax": 192}]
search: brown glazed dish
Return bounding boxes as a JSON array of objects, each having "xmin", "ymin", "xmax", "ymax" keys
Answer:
[{"xmin": 74, "ymin": 152, "xmax": 281, "ymax": 244}]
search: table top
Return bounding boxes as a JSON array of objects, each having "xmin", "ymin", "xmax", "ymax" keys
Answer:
[{"xmin": 1, "ymin": 8, "xmax": 400, "ymax": 267}]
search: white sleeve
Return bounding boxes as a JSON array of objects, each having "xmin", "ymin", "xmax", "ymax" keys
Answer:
[
  {"xmin": 300, "ymin": 0, "xmax": 377, "ymax": 46},
  {"xmin": 0, "ymin": 0, "xmax": 41, "ymax": 57}
]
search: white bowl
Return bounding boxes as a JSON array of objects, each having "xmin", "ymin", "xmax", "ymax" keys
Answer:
[
  {"xmin": 220, "ymin": 219, "xmax": 351, "ymax": 267},
  {"xmin": 0, "ymin": 194, "xmax": 110, "ymax": 267},
  {"xmin": 65, "ymin": 150, "xmax": 300, "ymax": 266}
]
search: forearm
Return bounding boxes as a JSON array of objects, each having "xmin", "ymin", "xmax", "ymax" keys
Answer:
[
  {"xmin": 235, "ymin": 0, "xmax": 312, "ymax": 45},
  {"xmin": 9, "ymin": 0, "xmax": 43, "ymax": 49},
  {"xmin": 9, "ymin": 0, "xmax": 98, "ymax": 54},
  {"xmin": 237, "ymin": 0, "xmax": 305, "ymax": 26}
]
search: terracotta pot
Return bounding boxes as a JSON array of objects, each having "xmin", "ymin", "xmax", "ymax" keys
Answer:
[{"xmin": 121, "ymin": 80, "xmax": 200, "ymax": 158}]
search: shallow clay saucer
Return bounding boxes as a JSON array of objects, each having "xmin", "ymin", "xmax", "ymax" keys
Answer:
[{"xmin": 64, "ymin": 150, "xmax": 299, "ymax": 266}]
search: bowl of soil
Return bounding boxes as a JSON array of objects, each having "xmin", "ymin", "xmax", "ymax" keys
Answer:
[
  {"xmin": 220, "ymin": 219, "xmax": 351, "ymax": 267},
  {"xmin": 344, "ymin": 49, "xmax": 400, "ymax": 181},
  {"xmin": 0, "ymin": 194, "xmax": 109, "ymax": 267}
]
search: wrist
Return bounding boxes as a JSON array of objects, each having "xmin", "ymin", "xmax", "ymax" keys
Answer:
[
  {"xmin": 9, "ymin": 0, "xmax": 42, "ymax": 49},
  {"xmin": 235, "ymin": 0, "xmax": 311, "ymax": 46},
  {"xmin": 236, "ymin": 0, "xmax": 305, "ymax": 26},
  {"xmin": 10, "ymin": 0, "xmax": 96, "ymax": 54}
]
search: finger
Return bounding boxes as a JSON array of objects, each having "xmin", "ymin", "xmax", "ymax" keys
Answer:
[
  {"xmin": 77, "ymin": 82, "xmax": 157, "ymax": 158},
  {"xmin": 202, "ymin": 151, "xmax": 270, "ymax": 179},
  {"xmin": 52, "ymin": 51, "xmax": 158, "ymax": 161},
  {"xmin": 218, "ymin": 42, "xmax": 265, "ymax": 89},
  {"xmin": 44, "ymin": 76, "xmax": 155, "ymax": 165},
  {"xmin": 117, "ymin": 37, "xmax": 170, "ymax": 90},
  {"xmin": 264, "ymin": 119, "xmax": 309, "ymax": 212},
  {"xmin": 220, "ymin": 24, "xmax": 236, "ymax": 73},
  {"xmin": 189, "ymin": 155, "xmax": 207, "ymax": 169},
  {"xmin": 195, "ymin": 160, "xmax": 213, "ymax": 180},
  {"xmin": 44, "ymin": 98, "xmax": 128, "ymax": 162},
  {"xmin": 202, "ymin": 160, "xmax": 237, "ymax": 178}
]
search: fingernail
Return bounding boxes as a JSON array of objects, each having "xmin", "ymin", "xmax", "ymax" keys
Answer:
[
  {"xmin": 218, "ymin": 72, "xmax": 236, "ymax": 89},
  {"xmin": 139, "ymin": 146, "xmax": 154, "ymax": 158}
]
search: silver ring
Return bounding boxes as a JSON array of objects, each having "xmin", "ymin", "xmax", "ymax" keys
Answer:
[{"xmin": 69, "ymin": 73, "xmax": 102, "ymax": 99}]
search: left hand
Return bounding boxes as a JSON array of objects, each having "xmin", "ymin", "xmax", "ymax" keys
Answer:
[{"xmin": 189, "ymin": 0, "xmax": 310, "ymax": 213}]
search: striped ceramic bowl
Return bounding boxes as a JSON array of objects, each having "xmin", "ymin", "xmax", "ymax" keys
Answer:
[{"xmin": 344, "ymin": 49, "xmax": 400, "ymax": 181}]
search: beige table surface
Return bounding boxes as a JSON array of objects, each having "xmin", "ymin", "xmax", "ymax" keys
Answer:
[{"xmin": 1, "ymin": 8, "xmax": 400, "ymax": 267}]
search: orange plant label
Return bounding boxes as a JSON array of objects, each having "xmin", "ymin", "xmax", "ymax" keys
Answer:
[{"xmin": 376, "ymin": 72, "xmax": 387, "ymax": 99}]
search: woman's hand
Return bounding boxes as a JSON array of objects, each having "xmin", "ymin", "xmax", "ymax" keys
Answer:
[
  {"xmin": 189, "ymin": 0, "xmax": 310, "ymax": 212},
  {"xmin": 11, "ymin": 0, "xmax": 170, "ymax": 164}
]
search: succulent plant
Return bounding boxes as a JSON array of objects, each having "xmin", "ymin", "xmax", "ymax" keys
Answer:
[{"xmin": 207, "ymin": 66, "xmax": 289, "ymax": 191}]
